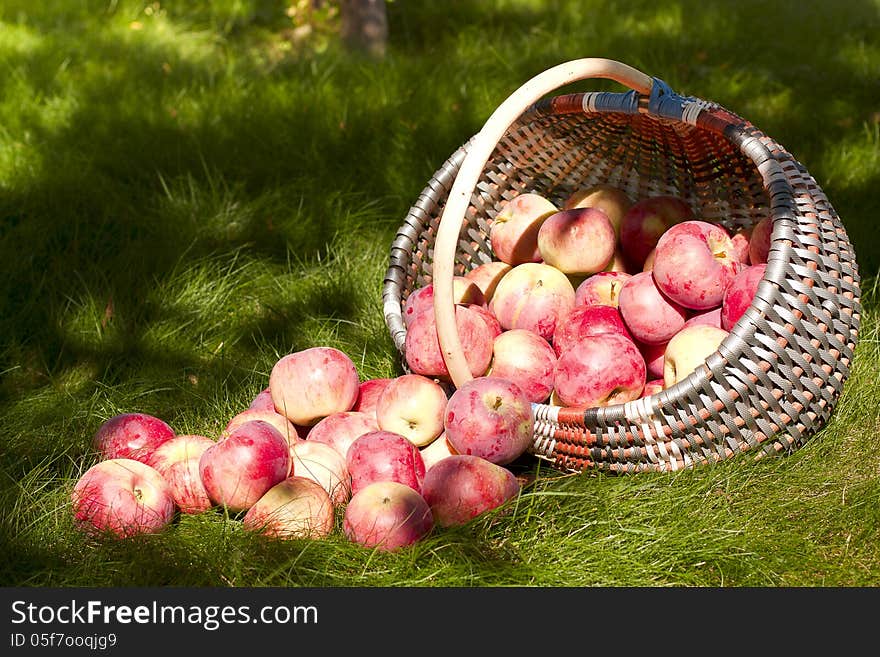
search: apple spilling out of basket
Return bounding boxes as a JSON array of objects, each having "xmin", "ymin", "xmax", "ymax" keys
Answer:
[{"xmin": 71, "ymin": 183, "xmax": 770, "ymax": 551}]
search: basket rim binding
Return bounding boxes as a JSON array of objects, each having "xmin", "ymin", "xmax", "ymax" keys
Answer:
[{"xmin": 382, "ymin": 62, "xmax": 861, "ymax": 473}]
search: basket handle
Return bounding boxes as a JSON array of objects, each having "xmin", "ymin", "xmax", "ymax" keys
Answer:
[{"xmin": 433, "ymin": 58, "xmax": 654, "ymax": 388}]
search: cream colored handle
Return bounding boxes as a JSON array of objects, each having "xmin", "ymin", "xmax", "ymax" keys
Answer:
[{"xmin": 432, "ymin": 58, "xmax": 653, "ymax": 388}]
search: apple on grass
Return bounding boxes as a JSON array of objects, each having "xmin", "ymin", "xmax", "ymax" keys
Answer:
[
  {"xmin": 489, "ymin": 192, "xmax": 558, "ymax": 265},
  {"xmin": 404, "ymin": 304, "xmax": 494, "ymax": 381},
  {"xmin": 72, "ymin": 458, "xmax": 175, "ymax": 538},
  {"xmin": 242, "ymin": 476, "xmax": 334, "ymax": 540},
  {"xmin": 490, "ymin": 262, "xmax": 576, "ymax": 343},
  {"xmin": 269, "ymin": 347, "xmax": 360, "ymax": 427},
  {"xmin": 304, "ymin": 410, "xmax": 379, "ymax": 460},
  {"xmin": 721, "ymin": 264, "xmax": 767, "ymax": 331},
  {"xmin": 562, "ymin": 183, "xmax": 632, "ymax": 236},
  {"xmin": 574, "ymin": 271, "xmax": 632, "ymax": 309},
  {"xmin": 551, "ymin": 304, "xmax": 633, "ymax": 358},
  {"xmin": 487, "ymin": 329, "xmax": 556, "ymax": 404},
  {"xmin": 652, "ymin": 220, "xmax": 744, "ymax": 310},
  {"xmin": 421, "ymin": 454, "xmax": 521, "ymax": 528},
  {"xmin": 619, "ymin": 194, "xmax": 695, "ymax": 270},
  {"xmin": 92, "ymin": 412, "xmax": 176, "ymax": 464},
  {"xmin": 248, "ymin": 387, "xmax": 276, "ymax": 413},
  {"xmin": 443, "ymin": 376, "xmax": 534, "ymax": 466},
  {"xmin": 343, "ymin": 481, "xmax": 434, "ymax": 552},
  {"xmin": 537, "ymin": 207, "xmax": 616, "ymax": 275},
  {"xmin": 617, "ymin": 271, "xmax": 687, "ymax": 345},
  {"xmin": 554, "ymin": 333, "xmax": 646, "ymax": 408},
  {"xmin": 663, "ymin": 325, "xmax": 730, "ymax": 389},
  {"xmin": 346, "ymin": 430, "xmax": 427, "ymax": 496},
  {"xmin": 464, "ymin": 261, "xmax": 513, "ymax": 302},
  {"xmin": 198, "ymin": 420, "xmax": 290, "ymax": 513},
  {"xmin": 224, "ymin": 408, "xmax": 305, "ymax": 449},
  {"xmin": 352, "ymin": 378, "xmax": 393, "ymax": 416},
  {"xmin": 290, "ymin": 440, "xmax": 351, "ymax": 506},
  {"xmin": 146, "ymin": 434, "xmax": 215, "ymax": 514},
  {"xmin": 375, "ymin": 374, "xmax": 448, "ymax": 447}
]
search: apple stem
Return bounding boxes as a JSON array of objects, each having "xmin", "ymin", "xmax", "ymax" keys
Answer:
[{"xmin": 492, "ymin": 396, "xmax": 503, "ymax": 411}]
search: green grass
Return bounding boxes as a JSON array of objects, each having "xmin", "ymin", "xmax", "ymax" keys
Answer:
[{"xmin": 1, "ymin": 0, "xmax": 878, "ymax": 587}]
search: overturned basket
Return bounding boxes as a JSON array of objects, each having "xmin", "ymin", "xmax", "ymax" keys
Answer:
[{"xmin": 383, "ymin": 58, "xmax": 861, "ymax": 474}]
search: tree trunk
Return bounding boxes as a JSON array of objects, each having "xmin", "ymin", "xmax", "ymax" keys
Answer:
[{"xmin": 339, "ymin": 0, "xmax": 388, "ymax": 58}]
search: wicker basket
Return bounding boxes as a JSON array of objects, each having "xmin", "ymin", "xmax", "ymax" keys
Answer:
[{"xmin": 382, "ymin": 58, "xmax": 861, "ymax": 474}]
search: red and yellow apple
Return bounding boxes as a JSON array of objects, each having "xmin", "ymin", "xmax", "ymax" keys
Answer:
[
  {"xmin": 375, "ymin": 374, "xmax": 448, "ymax": 447},
  {"xmin": 404, "ymin": 303, "xmax": 493, "ymax": 380},
  {"xmin": 443, "ymin": 376, "xmax": 534, "ymax": 466},
  {"xmin": 92, "ymin": 412, "xmax": 176, "ymax": 464},
  {"xmin": 304, "ymin": 410, "xmax": 379, "ymax": 460},
  {"xmin": 553, "ymin": 332, "xmax": 646, "ymax": 408},
  {"xmin": 537, "ymin": 207, "xmax": 616, "ymax": 275},
  {"xmin": 490, "ymin": 262, "xmax": 576, "ymax": 343},
  {"xmin": 346, "ymin": 430, "xmax": 427, "ymax": 495},
  {"xmin": 343, "ymin": 481, "xmax": 433, "ymax": 552},
  {"xmin": 487, "ymin": 329, "xmax": 556, "ymax": 404},
  {"xmin": 243, "ymin": 476, "xmax": 335, "ymax": 540},
  {"xmin": 574, "ymin": 271, "xmax": 632, "ymax": 309},
  {"xmin": 663, "ymin": 324, "xmax": 730, "ymax": 388},
  {"xmin": 72, "ymin": 458, "xmax": 175, "ymax": 538},
  {"xmin": 489, "ymin": 192, "xmax": 558, "ymax": 265},
  {"xmin": 617, "ymin": 271, "xmax": 687, "ymax": 345},
  {"xmin": 652, "ymin": 220, "xmax": 744, "ymax": 310},
  {"xmin": 147, "ymin": 434, "xmax": 215, "ymax": 514},
  {"xmin": 619, "ymin": 194, "xmax": 695, "ymax": 269},
  {"xmin": 562, "ymin": 183, "xmax": 632, "ymax": 236}
]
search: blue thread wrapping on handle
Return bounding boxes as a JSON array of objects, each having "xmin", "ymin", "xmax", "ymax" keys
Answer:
[
  {"xmin": 647, "ymin": 77, "xmax": 692, "ymax": 121},
  {"xmin": 585, "ymin": 88, "xmax": 641, "ymax": 113}
]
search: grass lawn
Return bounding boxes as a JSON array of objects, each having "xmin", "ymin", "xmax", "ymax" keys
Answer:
[{"xmin": 1, "ymin": 0, "xmax": 878, "ymax": 587}]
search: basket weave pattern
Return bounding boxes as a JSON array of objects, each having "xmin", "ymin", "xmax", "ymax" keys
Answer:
[{"xmin": 383, "ymin": 77, "xmax": 861, "ymax": 474}]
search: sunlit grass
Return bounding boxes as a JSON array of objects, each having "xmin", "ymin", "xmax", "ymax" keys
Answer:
[{"xmin": 0, "ymin": 0, "xmax": 878, "ymax": 587}]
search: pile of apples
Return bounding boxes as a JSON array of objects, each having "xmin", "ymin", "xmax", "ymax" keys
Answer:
[
  {"xmin": 402, "ymin": 184, "xmax": 770, "ymax": 409},
  {"xmin": 71, "ymin": 183, "xmax": 771, "ymax": 552},
  {"xmin": 71, "ymin": 348, "xmax": 533, "ymax": 552}
]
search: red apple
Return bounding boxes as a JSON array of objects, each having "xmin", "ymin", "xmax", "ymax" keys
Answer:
[
  {"xmin": 248, "ymin": 387, "xmax": 276, "ymax": 413},
  {"xmin": 146, "ymin": 434, "xmax": 215, "ymax": 514},
  {"xmin": 224, "ymin": 408, "xmax": 304, "ymax": 449},
  {"xmin": 749, "ymin": 216, "xmax": 772, "ymax": 265},
  {"xmin": 443, "ymin": 376, "xmax": 534, "ymax": 466},
  {"xmin": 290, "ymin": 440, "xmax": 351, "ymax": 506},
  {"xmin": 730, "ymin": 225, "xmax": 752, "ymax": 263},
  {"xmin": 683, "ymin": 306, "xmax": 724, "ymax": 330},
  {"xmin": 619, "ymin": 195, "xmax": 695, "ymax": 269},
  {"xmin": 489, "ymin": 192, "xmax": 558, "ymax": 265},
  {"xmin": 72, "ymin": 458, "xmax": 175, "ymax": 538},
  {"xmin": 652, "ymin": 220, "xmax": 744, "ymax": 310},
  {"xmin": 490, "ymin": 262, "xmax": 576, "ymax": 342},
  {"xmin": 663, "ymin": 325, "xmax": 730, "ymax": 388},
  {"xmin": 551, "ymin": 304, "xmax": 633, "ymax": 358},
  {"xmin": 488, "ymin": 329, "xmax": 556, "ymax": 403},
  {"xmin": 466, "ymin": 303, "xmax": 503, "ymax": 339},
  {"xmin": 269, "ymin": 347, "xmax": 360, "ymax": 426},
  {"xmin": 242, "ymin": 476, "xmax": 335, "ymax": 540},
  {"xmin": 421, "ymin": 454, "xmax": 521, "ymax": 527},
  {"xmin": 92, "ymin": 412, "xmax": 176, "ymax": 464},
  {"xmin": 617, "ymin": 271, "xmax": 687, "ymax": 345},
  {"xmin": 304, "ymin": 410, "xmax": 379, "ymax": 460},
  {"xmin": 402, "ymin": 277, "xmax": 487, "ymax": 328},
  {"xmin": 375, "ymin": 374, "xmax": 448, "ymax": 447},
  {"xmin": 198, "ymin": 420, "xmax": 290, "ymax": 512},
  {"xmin": 404, "ymin": 303, "xmax": 493, "ymax": 380},
  {"xmin": 537, "ymin": 207, "xmax": 616, "ymax": 275},
  {"xmin": 553, "ymin": 332, "xmax": 646, "ymax": 408},
  {"xmin": 641, "ymin": 378, "xmax": 665, "ymax": 398},
  {"xmin": 352, "ymin": 378, "xmax": 393, "ymax": 416},
  {"xmin": 464, "ymin": 261, "xmax": 512, "ymax": 302},
  {"xmin": 346, "ymin": 430, "xmax": 427, "ymax": 495},
  {"xmin": 343, "ymin": 481, "xmax": 433, "ymax": 552},
  {"xmin": 574, "ymin": 271, "xmax": 632, "ymax": 309},
  {"xmin": 562, "ymin": 183, "xmax": 632, "ymax": 236},
  {"xmin": 638, "ymin": 340, "xmax": 668, "ymax": 380},
  {"xmin": 721, "ymin": 263, "xmax": 767, "ymax": 331}
]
